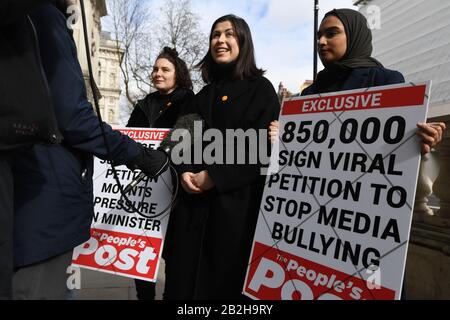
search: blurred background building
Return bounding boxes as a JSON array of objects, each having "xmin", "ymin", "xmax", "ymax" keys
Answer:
[
  {"xmin": 71, "ymin": 0, "xmax": 122, "ymax": 125},
  {"xmin": 98, "ymin": 31, "xmax": 123, "ymax": 125}
]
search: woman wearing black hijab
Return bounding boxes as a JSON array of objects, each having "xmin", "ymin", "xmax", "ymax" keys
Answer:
[{"xmin": 269, "ymin": 8, "xmax": 445, "ymax": 152}]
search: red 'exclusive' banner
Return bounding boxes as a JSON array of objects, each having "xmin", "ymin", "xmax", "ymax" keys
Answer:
[{"xmin": 282, "ymin": 85, "xmax": 426, "ymax": 115}]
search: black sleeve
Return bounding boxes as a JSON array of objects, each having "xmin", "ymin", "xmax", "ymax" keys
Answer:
[
  {"xmin": 177, "ymin": 90, "xmax": 199, "ymax": 118},
  {"xmin": 0, "ymin": 0, "xmax": 49, "ymax": 26},
  {"xmin": 206, "ymin": 78, "xmax": 281, "ymax": 193},
  {"xmin": 29, "ymin": 5, "xmax": 140, "ymax": 165},
  {"xmin": 127, "ymin": 104, "xmax": 150, "ymax": 128},
  {"xmin": 385, "ymin": 70, "xmax": 405, "ymax": 85}
]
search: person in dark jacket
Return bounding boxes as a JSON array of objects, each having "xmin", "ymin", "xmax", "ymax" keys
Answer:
[
  {"xmin": 269, "ymin": 8, "xmax": 445, "ymax": 151},
  {"xmin": 163, "ymin": 14, "xmax": 280, "ymax": 300},
  {"xmin": 0, "ymin": 0, "xmax": 60, "ymax": 300},
  {"xmin": 127, "ymin": 47, "xmax": 194, "ymax": 300},
  {"xmin": 10, "ymin": 2, "xmax": 168, "ymax": 300},
  {"xmin": 127, "ymin": 47, "xmax": 194, "ymax": 129}
]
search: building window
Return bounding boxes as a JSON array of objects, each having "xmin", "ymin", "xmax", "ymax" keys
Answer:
[
  {"xmin": 109, "ymin": 109, "xmax": 115, "ymax": 123},
  {"xmin": 109, "ymin": 73, "xmax": 116, "ymax": 87}
]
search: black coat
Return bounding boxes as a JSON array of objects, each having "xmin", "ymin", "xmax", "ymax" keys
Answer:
[
  {"xmin": 0, "ymin": 0, "xmax": 60, "ymax": 150},
  {"xmin": 126, "ymin": 87, "xmax": 194, "ymax": 299},
  {"xmin": 302, "ymin": 66, "xmax": 405, "ymax": 95},
  {"xmin": 12, "ymin": 5, "xmax": 141, "ymax": 267},
  {"xmin": 164, "ymin": 76, "xmax": 280, "ymax": 299},
  {"xmin": 127, "ymin": 88, "xmax": 194, "ymax": 128}
]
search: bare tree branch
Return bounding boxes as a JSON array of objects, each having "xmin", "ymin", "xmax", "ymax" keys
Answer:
[
  {"xmin": 156, "ymin": 0, "xmax": 207, "ymax": 91},
  {"xmin": 107, "ymin": 0, "xmax": 207, "ymax": 122}
]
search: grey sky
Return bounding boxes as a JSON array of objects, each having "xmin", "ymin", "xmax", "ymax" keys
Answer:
[{"xmin": 104, "ymin": 0, "xmax": 356, "ymax": 93}]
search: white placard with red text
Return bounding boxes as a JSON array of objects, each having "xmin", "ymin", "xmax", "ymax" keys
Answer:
[
  {"xmin": 244, "ymin": 82, "xmax": 431, "ymax": 300},
  {"xmin": 72, "ymin": 128, "xmax": 173, "ymax": 282}
]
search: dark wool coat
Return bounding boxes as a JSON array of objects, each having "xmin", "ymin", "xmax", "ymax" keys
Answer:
[
  {"xmin": 127, "ymin": 88, "xmax": 194, "ymax": 129},
  {"xmin": 0, "ymin": 0, "xmax": 60, "ymax": 150},
  {"xmin": 12, "ymin": 5, "xmax": 140, "ymax": 267},
  {"xmin": 126, "ymin": 87, "xmax": 193, "ymax": 300},
  {"xmin": 164, "ymin": 76, "xmax": 280, "ymax": 300},
  {"xmin": 302, "ymin": 66, "xmax": 405, "ymax": 95},
  {"xmin": 0, "ymin": 0, "xmax": 53, "ymax": 299}
]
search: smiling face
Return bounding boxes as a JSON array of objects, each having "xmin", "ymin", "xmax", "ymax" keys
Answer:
[
  {"xmin": 210, "ymin": 20, "xmax": 240, "ymax": 65},
  {"xmin": 317, "ymin": 15, "xmax": 347, "ymax": 65},
  {"xmin": 151, "ymin": 58, "xmax": 177, "ymax": 94}
]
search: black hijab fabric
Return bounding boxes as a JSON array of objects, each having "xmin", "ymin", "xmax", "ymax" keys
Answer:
[{"xmin": 314, "ymin": 8, "xmax": 383, "ymax": 93}]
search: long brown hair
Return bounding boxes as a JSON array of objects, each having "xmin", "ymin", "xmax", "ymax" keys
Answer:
[
  {"xmin": 156, "ymin": 47, "xmax": 193, "ymax": 90},
  {"xmin": 197, "ymin": 14, "xmax": 265, "ymax": 83}
]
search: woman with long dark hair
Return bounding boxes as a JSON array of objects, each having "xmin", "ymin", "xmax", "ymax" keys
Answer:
[
  {"xmin": 127, "ymin": 47, "xmax": 194, "ymax": 300},
  {"xmin": 127, "ymin": 47, "xmax": 193, "ymax": 129},
  {"xmin": 269, "ymin": 9, "xmax": 445, "ymax": 150},
  {"xmin": 163, "ymin": 14, "xmax": 280, "ymax": 300}
]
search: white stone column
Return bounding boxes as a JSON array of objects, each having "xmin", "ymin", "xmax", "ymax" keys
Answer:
[
  {"xmin": 432, "ymin": 121, "xmax": 450, "ymax": 227},
  {"xmin": 413, "ymin": 153, "xmax": 439, "ymax": 221}
]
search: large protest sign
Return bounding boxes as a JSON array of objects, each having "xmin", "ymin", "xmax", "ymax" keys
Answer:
[
  {"xmin": 72, "ymin": 128, "xmax": 173, "ymax": 282},
  {"xmin": 244, "ymin": 82, "xmax": 431, "ymax": 300}
]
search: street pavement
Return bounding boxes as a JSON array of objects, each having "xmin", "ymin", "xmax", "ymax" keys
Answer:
[{"xmin": 72, "ymin": 259, "xmax": 166, "ymax": 300}]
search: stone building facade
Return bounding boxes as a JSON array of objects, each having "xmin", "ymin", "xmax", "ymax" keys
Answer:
[
  {"xmin": 71, "ymin": 0, "xmax": 107, "ymax": 85},
  {"xmin": 69, "ymin": 0, "xmax": 122, "ymax": 125},
  {"xmin": 355, "ymin": 0, "xmax": 450, "ymax": 299}
]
